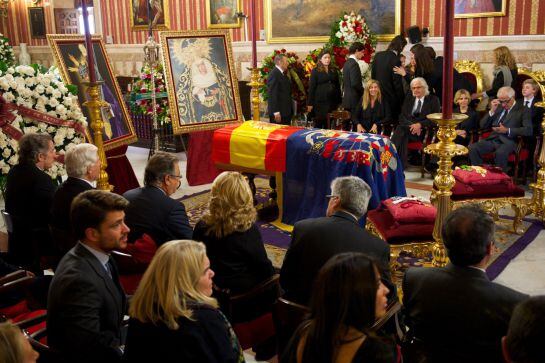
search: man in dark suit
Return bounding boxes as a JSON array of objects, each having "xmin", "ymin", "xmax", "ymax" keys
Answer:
[
  {"xmin": 469, "ymin": 86, "xmax": 532, "ymax": 171},
  {"xmin": 280, "ymin": 176, "xmax": 394, "ymax": 306},
  {"xmin": 390, "ymin": 77, "xmax": 441, "ymax": 168},
  {"xmin": 371, "ymin": 35, "xmax": 407, "ymax": 122},
  {"xmin": 267, "ymin": 53, "xmax": 293, "ymax": 124},
  {"xmin": 403, "ymin": 205, "xmax": 528, "ymax": 363},
  {"xmin": 520, "ymin": 78, "xmax": 544, "ymax": 135},
  {"xmin": 50, "ymin": 143, "xmax": 99, "ymax": 255},
  {"xmin": 123, "ymin": 151, "xmax": 192, "ymax": 246},
  {"xmin": 342, "ymin": 42, "xmax": 365, "ymax": 130},
  {"xmin": 5, "ymin": 133, "xmax": 57, "ymax": 273},
  {"xmin": 48, "ymin": 190, "xmax": 129, "ymax": 363}
]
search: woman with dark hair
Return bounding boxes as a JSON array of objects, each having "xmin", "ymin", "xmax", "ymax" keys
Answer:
[
  {"xmin": 393, "ymin": 45, "xmax": 434, "ymax": 94},
  {"xmin": 307, "ymin": 50, "xmax": 342, "ymax": 129},
  {"xmin": 353, "ymin": 79, "xmax": 391, "ymax": 133},
  {"xmin": 282, "ymin": 253, "xmax": 396, "ymax": 363}
]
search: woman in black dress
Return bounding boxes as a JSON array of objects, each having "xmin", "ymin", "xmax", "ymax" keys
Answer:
[
  {"xmin": 453, "ymin": 89, "xmax": 479, "ymax": 146},
  {"xmin": 353, "ymin": 79, "xmax": 391, "ymax": 133},
  {"xmin": 477, "ymin": 46, "xmax": 518, "ymax": 100},
  {"xmin": 307, "ymin": 50, "xmax": 342, "ymax": 129}
]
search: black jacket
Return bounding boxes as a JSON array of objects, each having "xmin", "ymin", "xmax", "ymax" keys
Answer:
[
  {"xmin": 486, "ymin": 67, "xmax": 518, "ymax": 98},
  {"xmin": 123, "ymin": 186, "xmax": 192, "ymax": 246},
  {"xmin": 267, "ymin": 66, "xmax": 293, "ymax": 122},
  {"xmin": 280, "ymin": 211, "xmax": 393, "ymax": 306},
  {"xmin": 353, "ymin": 98, "xmax": 392, "ymax": 131},
  {"xmin": 479, "ymin": 100, "xmax": 533, "ymax": 146},
  {"xmin": 403, "ymin": 263, "xmax": 528, "ymax": 363},
  {"xmin": 430, "ymin": 56, "xmax": 476, "ymax": 101},
  {"xmin": 308, "ymin": 67, "xmax": 341, "ymax": 119},
  {"xmin": 371, "ymin": 50, "xmax": 405, "ymax": 116},
  {"xmin": 399, "ymin": 94, "xmax": 441, "ymax": 127},
  {"xmin": 342, "ymin": 57, "xmax": 364, "ymax": 113}
]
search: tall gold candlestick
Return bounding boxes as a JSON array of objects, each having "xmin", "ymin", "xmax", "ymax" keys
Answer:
[
  {"xmin": 248, "ymin": 67, "xmax": 262, "ymax": 121},
  {"xmin": 530, "ymin": 100, "xmax": 545, "ymax": 220}
]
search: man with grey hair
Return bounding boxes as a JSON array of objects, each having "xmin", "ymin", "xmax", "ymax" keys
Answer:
[
  {"xmin": 123, "ymin": 151, "xmax": 191, "ymax": 246},
  {"xmin": 280, "ymin": 176, "xmax": 394, "ymax": 305},
  {"xmin": 267, "ymin": 53, "xmax": 293, "ymax": 124},
  {"xmin": 391, "ymin": 77, "xmax": 440, "ymax": 168},
  {"xmin": 469, "ymin": 86, "xmax": 532, "ymax": 171},
  {"xmin": 51, "ymin": 143, "xmax": 100, "ymax": 254}
]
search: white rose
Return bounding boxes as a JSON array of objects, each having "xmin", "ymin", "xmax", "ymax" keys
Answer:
[
  {"xmin": 2, "ymin": 148, "xmax": 11, "ymax": 158},
  {"xmin": 3, "ymin": 92, "xmax": 14, "ymax": 102},
  {"xmin": 8, "ymin": 154, "xmax": 18, "ymax": 165},
  {"xmin": 51, "ymin": 89, "xmax": 62, "ymax": 98},
  {"xmin": 47, "ymin": 126, "xmax": 56, "ymax": 132},
  {"xmin": 48, "ymin": 98, "xmax": 59, "ymax": 107},
  {"xmin": 2, "ymin": 165, "xmax": 10, "ymax": 174},
  {"xmin": 45, "ymin": 86, "xmax": 54, "ymax": 94},
  {"xmin": 35, "ymin": 84, "xmax": 45, "ymax": 94}
]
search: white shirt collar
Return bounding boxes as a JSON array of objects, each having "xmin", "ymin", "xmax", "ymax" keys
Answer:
[
  {"xmin": 524, "ymin": 97, "xmax": 534, "ymax": 105},
  {"xmin": 468, "ymin": 265, "xmax": 486, "ymax": 273},
  {"xmin": 76, "ymin": 177, "xmax": 96, "ymax": 188},
  {"xmin": 80, "ymin": 242, "xmax": 110, "ymax": 271},
  {"xmin": 275, "ymin": 65, "xmax": 284, "ymax": 73},
  {"xmin": 349, "ymin": 54, "xmax": 358, "ymax": 60}
]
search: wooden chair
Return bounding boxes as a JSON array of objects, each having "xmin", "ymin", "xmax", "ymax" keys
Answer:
[
  {"xmin": 0, "ymin": 270, "xmax": 34, "ymax": 295},
  {"xmin": 326, "ymin": 109, "xmax": 351, "ymax": 130},
  {"xmin": 406, "ymin": 124, "xmax": 437, "ymax": 178},
  {"xmin": 272, "ymin": 297, "xmax": 309, "ymax": 358}
]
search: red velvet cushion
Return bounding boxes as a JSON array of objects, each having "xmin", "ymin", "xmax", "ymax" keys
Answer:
[
  {"xmin": 0, "ymin": 300, "xmax": 29, "ymax": 319},
  {"xmin": 407, "ymin": 141, "xmax": 422, "ymax": 150},
  {"xmin": 509, "ymin": 148, "xmax": 529, "ymax": 161},
  {"xmin": 11, "ymin": 309, "xmax": 47, "ymax": 335},
  {"xmin": 233, "ymin": 312, "xmax": 276, "ymax": 350},
  {"xmin": 119, "ymin": 274, "xmax": 143, "ymax": 295},
  {"xmin": 382, "ymin": 198, "xmax": 436, "ymax": 224},
  {"xmin": 367, "ymin": 209, "xmax": 434, "ymax": 245},
  {"xmin": 451, "ymin": 180, "xmax": 525, "ymax": 201},
  {"xmin": 453, "ymin": 166, "xmax": 511, "ymax": 186}
]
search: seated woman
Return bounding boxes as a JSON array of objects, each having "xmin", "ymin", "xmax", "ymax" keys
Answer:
[
  {"xmin": 282, "ymin": 253, "xmax": 396, "ymax": 363},
  {"xmin": 353, "ymin": 79, "xmax": 391, "ymax": 134},
  {"xmin": 0, "ymin": 322, "xmax": 40, "ymax": 363},
  {"xmin": 193, "ymin": 171, "xmax": 275, "ymax": 321},
  {"xmin": 124, "ymin": 240, "xmax": 244, "ymax": 362},
  {"xmin": 453, "ymin": 89, "xmax": 479, "ymax": 146}
]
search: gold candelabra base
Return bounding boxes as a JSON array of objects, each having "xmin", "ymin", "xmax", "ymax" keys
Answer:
[{"xmin": 247, "ymin": 67, "xmax": 263, "ymax": 122}]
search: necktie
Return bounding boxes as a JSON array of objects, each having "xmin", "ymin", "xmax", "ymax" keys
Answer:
[
  {"xmin": 105, "ymin": 259, "xmax": 113, "ymax": 279},
  {"xmin": 494, "ymin": 110, "xmax": 506, "ymax": 126},
  {"xmin": 525, "ymin": 100, "xmax": 529, "ymax": 108},
  {"xmin": 414, "ymin": 99, "xmax": 422, "ymax": 116}
]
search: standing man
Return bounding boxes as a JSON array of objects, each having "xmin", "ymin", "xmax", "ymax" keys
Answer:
[
  {"xmin": 48, "ymin": 190, "xmax": 129, "ymax": 363},
  {"xmin": 342, "ymin": 42, "xmax": 365, "ymax": 130},
  {"xmin": 267, "ymin": 53, "xmax": 293, "ymax": 124}
]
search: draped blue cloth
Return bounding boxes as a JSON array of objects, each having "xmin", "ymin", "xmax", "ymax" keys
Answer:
[{"xmin": 282, "ymin": 129, "xmax": 406, "ymax": 225}]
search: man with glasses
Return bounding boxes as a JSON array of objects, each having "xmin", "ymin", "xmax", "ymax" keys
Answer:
[
  {"xmin": 123, "ymin": 152, "xmax": 191, "ymax": 246},
  {"xmin": 469, "ymin": 86, "xmax": 532, "ymax": 171}
]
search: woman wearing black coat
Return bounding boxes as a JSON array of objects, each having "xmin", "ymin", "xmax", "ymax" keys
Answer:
[
  {"xmin": 453, "ymin": 89, "xmax": 479, "ymax": 146},
  {"xmin": 307, "ymin": 50, "xmax": 341, "ymax": 129},
  {"xmin": 353, "ymin": 79, "xmax": 392, "ymax": 133}
]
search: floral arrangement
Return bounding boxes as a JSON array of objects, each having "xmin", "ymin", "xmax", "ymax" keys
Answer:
[
  {"xmin": 0, "ymin": 33, "xmax": 14, "ymax": 66},
  {"xmin": 129, "ymin": 63, "xmax": 170, "ymax": 125},
  {"xmin": 0, "ymin": 64, "xmax": 87, "ymax": 179}
]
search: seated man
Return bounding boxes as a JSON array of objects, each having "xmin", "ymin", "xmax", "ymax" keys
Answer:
[
  {"xmin": 5, "ymin": 133, "xmax": 57, "ymax": 272},
  {"xmin": 502, "ymin": 296, "xmax": 545, "ymax": 363},
  {"xmin": 390, "ymin": 77, "xmax": 441, "ymax": 168},
  {"xmin": 50, "ymin": 143, "xmax": 100, "ymax": 255},
  {"xmin": 123, "ymin": 151, "xmax": 192, "ymax": 246},
  {"xmin": 48, "ymin": 190, "xmax": 129, "ymax": 363},
  {"xmin": 280, "ymin": 176, "xmax": 394, "ymax": 306},
  {"xmin": 469, "ymin": 86, "xmax": 532, "ymax": 172},
  {"xmin": 403, "ymin": 205, "xmax": 528, "ymax": 363}
]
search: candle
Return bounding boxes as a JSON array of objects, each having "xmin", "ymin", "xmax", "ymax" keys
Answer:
[
  {"xmin": 81, "ymin": 0, "xmax": 96, "ymax": 83},
  {"xmin": 250, "ymin": 0, "xmax": 257, "ymax": 68},
  {"xmin": 147, "ymin": 0, "xmax": 152, "ymax": 37},
  {"xmin": 441, "ymin": 0, "xmax": 454, "ymax": 119}
]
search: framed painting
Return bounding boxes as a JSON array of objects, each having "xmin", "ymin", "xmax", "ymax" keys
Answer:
[
  {"xmin": 455, "ymin": 0, "xmax": 506, "ymax": 18},
  {"xmin": 265, "ymin": 0, "xmax": 401, "ymax": 43},
  {"xmin": 28, "ymin": 7, "xmax": 46, "ymax": 39},
  {"xmin": 47, "ymin": 35, "xmax": 137, "ymax": 151},
  {"xmin": 206, "ymin": 0, "xmax": 241, "ymax": 28},
  {"xmin": 130, "ymin": 0, "xmax": 170, "ymax": 31},
  {"xmin": 159, "ymin": 30, "xmax": 243, "ymax": 134}
]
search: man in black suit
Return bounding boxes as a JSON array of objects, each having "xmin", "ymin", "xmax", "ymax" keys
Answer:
[
  {"xmin": 48, "ymin": 190, "xmax": 129, "ymax": 363},
  {"xmin": 403, "ymin": 205, "xmax": 528, "ymax": 363},
  {"xmin": 371, "ymin": 35, "xmax": 407, "ymax": 122},
  {"xmin": 50, "ymin": 143, "xmax": 99, "ymax": 255},
  {"xmin": 342, "ymin": 42, "xmax": 365, "ymax": 130},
  {"xmin": 280, "ymin": 176, "xmax": 394, "ymax": 306},
  {"xmin": 267, "ymin": 53, "xmax": 293, "ymax": 124},
  {"xmin": 390, "ymin": 77, "xmax": 441, "ymax": 168},
  {"xmin": 520, "ymin": 78, "xmax": 544, "ymax": 135},
  {"xmin": 123, "ymin": 151, "xmax": 192, "ymax": 246},
  {"xmin": 5, "ymin": 133, "xmax": 57, "ymax": 273},
  {"xmin": 469, "ymin": 86, "xmax": 532, "ymax": 171}
]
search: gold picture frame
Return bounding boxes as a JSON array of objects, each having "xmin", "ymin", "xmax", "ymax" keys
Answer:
[
  {"xmin": 265, "ymin": 0, "xmax": 402, "ymax": 43},
  {"xmin": 130, "ymin": 0, "xmax": 170, "ymax": 31},
  {"xmin": 160, "ymin": 30, "xmax": 244, "ymax": 134},
  {"xmin": 47, "ymin": 34, "xmax": 137, "ymax": 151},
  {"xmin": 206, "ymin": 0, "xmax": 241, "ymax": 29},
  {"xmin": 455, "ymin": 0, "xmax": 507, "ymax": 19}
]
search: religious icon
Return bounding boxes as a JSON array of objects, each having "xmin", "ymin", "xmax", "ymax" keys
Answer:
[
  {"xmin": 206, "ymin": 0, "xmax": 241, "ymax": 28},
  {"xmin": 130, "ymin": 0, "xmax": 170, "ymax": 31},
  {"xmin": 455, "ymin": 0, "xmax": 506, "ymax": 18}
]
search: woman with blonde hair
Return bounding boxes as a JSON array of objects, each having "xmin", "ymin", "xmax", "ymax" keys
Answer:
[
  {"xmin": 0, "ymin": 322, "xmax": 39, "ymax": 363},
  {"xmin": 124, "ymin": 240, "xmax": 245, "ymax": 362},
  {"xmin": 476, "ymin": 46, "xmax": 517, "ymax": 100},
  {"xmin": 353, "ymin": 79, "xmax": 391, "ymax": 133},
  {"xmin": 453, "ymin": 89, "xmax": 478, "ymax": 146},
  {"xmin": 193, "ymin": 171, "xmax": 274, "ymax": 321}
]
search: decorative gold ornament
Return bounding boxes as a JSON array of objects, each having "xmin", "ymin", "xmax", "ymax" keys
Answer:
[
  {"xmin": 454, "ymin": 60, "xmax": 484, "ymax": 96},
  {"xmin": 530, "ymin": 100, "xmax": 545, "ymax": 222},
  {"xmin": 248, "ymin": 67, "xmax": 262, "ymax": 121}
]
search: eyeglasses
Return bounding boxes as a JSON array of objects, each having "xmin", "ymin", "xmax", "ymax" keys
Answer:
[
  {"xmin": 168, "ymin": 174, "xmax": 183, "ymax": 179},
  {"xmin": 411, "ymin": 86, "xmax": 424, "ymax": 89},
  {"xmin": 498, "ymin": 98, "xmax": 512, "ymax": 104},
  {"xmin": 326, "ymin": 194, "xmax": 339, "ymax": 199}
]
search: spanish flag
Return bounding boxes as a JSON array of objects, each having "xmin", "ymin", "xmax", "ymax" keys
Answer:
[{"xmin": 212, "ymin": 121, "xmax": 301, "ymax": 172}]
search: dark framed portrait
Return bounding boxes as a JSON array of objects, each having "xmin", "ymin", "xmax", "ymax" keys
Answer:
[
  {"xmin": 160, "ymin": 30, "xmax": 243, "ymax": 134},
  {"xmin": 130, "ymin": 0, "xmax": 170, "ymax": 31},
  {"xmin": 47, "ymin": 35, "xmax": 137, "ymax": 151},
  {"xmin": 265, "ymin": 0, "xmax": 401, "ymax": 43},
  {"xmin": 455, "ymin": 0, "xmax": 506, "ymax": 18},
  {"xmin": 206, "ymin": 0, "xmax": 241, "ymax": 28},
  {"xmin": 28, "ymin": 7, "xmax": 46, "ymax": 39}
]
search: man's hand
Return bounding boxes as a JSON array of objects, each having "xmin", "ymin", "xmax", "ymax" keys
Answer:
[
  {"xmin": 456, "ymin": 129, "xmax": 467, "ymax": 138},
  {"xmin": 492, "ymin": 123, "xmax": 508, "ymax": 134},
  {"xmin": 274, "ymin": 113, "xmax": 281, "ymax": 122},
  {"xmin": 307, "ymin": 105, "xmax": 313, "ymax": 113},
  {"xmin": 356, "ymin": 124, "xmax": 365, "ymax": 133},
  {"xmin": 393, "ymin": 66, "xmax": 407, "ymax": 77},
  {"xmin": 489, "ymin": 98, "xmax": 500, "ymax": 114},
  {"xmin": 370, "ymin": 124, "xmax": 378, "ymax": 133},
  {"xmin": 410, "ymin": 122, "xmax": 422, "ymax": 136}
]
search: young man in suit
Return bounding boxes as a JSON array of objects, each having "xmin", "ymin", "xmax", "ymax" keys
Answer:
[
  {"xmin": 123, "ymin": 151, "xmax": 192, "ymax": 246},
  {"xmin": 342, "ymin": 42, "xmax": 365, "ymax": 130},
  {"xmin": 48, "ymin": 190, "xmax": 129, "ymax": 363},
  {"xmin": 469, "ymin": 86, "xmax": 532, "ymax": 171},
  {"xmin": 267, "ymin": 53, "xmax": 293, "ymax": 124},
  {"xmin": 390, "ymin": 77, "xmax": 441, "ymax": 168},
  {"xmin": 280, "ymin": 176, "xmax": 394, "ymax": 306},
  {"xmin": 403, "ymin": 205, "xmax": 528, "ymax": 363}
]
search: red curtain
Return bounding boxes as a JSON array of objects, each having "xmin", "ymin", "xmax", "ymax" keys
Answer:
[
  {"xmin": 186, "ymin": 130, "xmax": 221, "ymax": 186},
  {"xmin": 106, "ymin": 145, "xmax": 140, "ymax": 194}
]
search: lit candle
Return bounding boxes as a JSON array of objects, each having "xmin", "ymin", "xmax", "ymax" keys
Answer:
[
  {"xmin": 441, "ymin": 0, "xmax": 454, "ymax": 119},
  {"xmin": 81, "ymin": 0, "xmax": 96, "ymax": 83},
  {"xmin": 250, "ymin": 0, "xmax": 257, "ymax": 68}
]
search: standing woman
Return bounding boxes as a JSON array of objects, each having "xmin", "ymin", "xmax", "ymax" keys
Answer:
[
  {"xmin": 307, "ymin": 50, "xmax": 341, "ymax": 129},
  {"xmin": 477, "ymin": 46, "xmax": 518, "ymax": 100},
  {"xmin": 393, "ymin": 45, "xmax": 434, "ymax": 94},
  {"xmin": 354, "ymin": 79, "xmax": 391, "ymax": 133}
]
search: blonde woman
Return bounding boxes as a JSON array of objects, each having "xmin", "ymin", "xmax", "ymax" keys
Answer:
[
  {"xmin": 193, "ymin": 171, "xmax": 274, "ymax": 321},
  {"xmin": 124, "ymin": 240, "xmax": 245, "ymax": 363},
  {"xmin": 353, "ymin": 79, "xmax": 391, "ymax": 133},
  {"xmin": 475, "ymin": 46, "xmax": 517, "ymax": 100},
  {"xmin": 0, "ymin": 322, "xmax": 40, "ymax": 363},
  {"xmin": 453, "ymin": 89, "xmax": 478, "ymax": 146}
]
